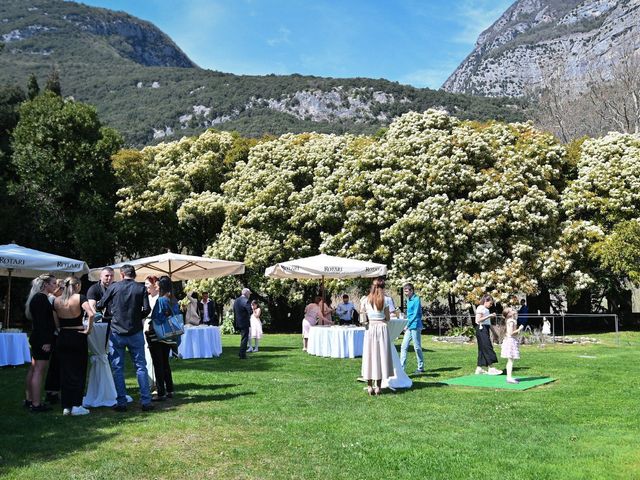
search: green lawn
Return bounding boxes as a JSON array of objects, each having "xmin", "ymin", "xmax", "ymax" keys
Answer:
[{"xmin": 1, "ymin": 332, "xmax": 639, "ymax": 479}]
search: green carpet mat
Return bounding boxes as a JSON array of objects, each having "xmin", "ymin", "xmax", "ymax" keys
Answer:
[{"xmin": 442, "ymin": 374, "xmax": 555, "ymax": 390}]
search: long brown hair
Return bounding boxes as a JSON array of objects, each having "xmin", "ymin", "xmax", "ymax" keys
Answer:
[{"xmin": 367, "ymin": 277, "xmax": 386, "ymax": 311}]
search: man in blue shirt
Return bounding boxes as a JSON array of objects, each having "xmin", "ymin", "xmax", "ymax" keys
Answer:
[
  {"xmin": 335, "ymin": 294, "xmax": 355, "ymax": 325},
  {"xmin": 400, "ymin": 283, "xmax": 425, "ymax": 374}
]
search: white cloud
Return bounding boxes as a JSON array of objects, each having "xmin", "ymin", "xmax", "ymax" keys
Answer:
[
  {"xmin": 267, "ymin": 26, "xmax": 291, "ymax": 47},
  {"xmin": 453, "ymin": 0, "xmax": 514, "ymax": 44},
  {"xmin": 400, "ymin": 61, "xmax": 461, "ymax": 89}
]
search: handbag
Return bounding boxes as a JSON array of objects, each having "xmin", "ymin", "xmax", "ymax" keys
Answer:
[{"xmin": 153, "ymin": 300, "xmax": 185, "ymax": 340}]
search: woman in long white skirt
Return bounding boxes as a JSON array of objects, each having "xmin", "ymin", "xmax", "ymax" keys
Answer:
[{"xmin": 360, "ymin": 277, "xmax": 393, "ymax": 395}]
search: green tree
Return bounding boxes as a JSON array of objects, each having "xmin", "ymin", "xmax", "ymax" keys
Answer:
[
  {"xmin": 44, "ymin": 67, "xmax": 61, "ymax": 96},
  {"xmin": 0, "ymin": 84, "xmax": 26, "ymax": 243},
  {"xmin": 592, "ymin": 220, "xmax": 640, "ymax": 285},
  {"xmin": 555, "ymin": 133, "xmax": 640, "ymax": 314},
  {"xmin": 9, "ymin": 92, "xmax": 122, "ymax": 264},
  {"xmin": 27, "ymin": 74, "xmax": 40, "ymax": 100},
  {"xmin": 114, "ymin": 129, "xmax": 247, "ymax": 257}
]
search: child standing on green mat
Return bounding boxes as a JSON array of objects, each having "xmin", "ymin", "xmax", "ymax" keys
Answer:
[{"xmin": 501, "ymin": 307, "xmax": 523, "ymax": 384}]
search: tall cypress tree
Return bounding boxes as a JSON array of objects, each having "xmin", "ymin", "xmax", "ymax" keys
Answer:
[
  {"xmin": 44, "ymin": 67, "xmax": 61, "ymax": 96},
  {"xmin": 27, "ymin": 74, "xmax": 40, "ymax": 100}
]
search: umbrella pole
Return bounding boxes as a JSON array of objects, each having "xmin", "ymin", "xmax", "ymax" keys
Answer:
[
  {"xmin": 5, "ymin": 269, "xmax": 12, "ymax": 328},
  {"xmin": 318, "ymin": 276, "xmax": 325, "ymax": 326}
]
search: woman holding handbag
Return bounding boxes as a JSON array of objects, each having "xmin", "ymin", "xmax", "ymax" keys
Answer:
[{"xmin": 146, "ymin": 276, "xmax": 179, "ymax": 401}]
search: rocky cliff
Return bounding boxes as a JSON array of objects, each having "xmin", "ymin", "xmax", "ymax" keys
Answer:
[
  {"xmin": 0, "ymin": 0, "xmax": 195, "ymax": 67},
  {"xmin": 0, "ymin": 0, "xmax": 524, "ymax": 145},
  {"xmin": 443, "ymin": 0, "xmax": 640, "ymax": 97}
]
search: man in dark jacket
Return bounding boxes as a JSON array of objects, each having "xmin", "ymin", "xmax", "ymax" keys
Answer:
[
  {"xmin": 233, "ymin": 288, "xmax": 252, "ymax": 359},
  {"xmin": 98, "ymin": 264, "xmax": 153, "ymax": 412},
  {"xmin": 198, "ymin": 292, "xmax": 219, "ymax": 326}
]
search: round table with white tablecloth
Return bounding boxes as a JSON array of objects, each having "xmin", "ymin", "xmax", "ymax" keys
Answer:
[
  {"xmin": 381, "ymin": 318, "xmax": 412, "ymax": 390},
  {"xmin": 0, "ymin": 332, "xmax": 31, "ymax": 366},
  {"xmin": 307, "ymin": 325, "xmax": 365, "ymax": 358},
  {"xmin": 178, "ymin": 325, "xmax": 222, "ymax": 359}
]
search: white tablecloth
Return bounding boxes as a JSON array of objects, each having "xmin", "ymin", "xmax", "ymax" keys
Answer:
[
  {"xmin": 382, "ymin": 319, "xmax": 412, "ymax": 390},
  {"xmin": 307, "ymin": 326, "xmax": 365, "ymax": 358},
  {"xmin": 0, "ymin": 332, "xmax": 30, "ymax": 366},
  {"xmin": 178, "ymin": 325, "xmax": 222, "ymax": 359}
]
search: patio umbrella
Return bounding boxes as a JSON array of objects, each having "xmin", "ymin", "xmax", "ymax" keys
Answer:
[
  {"xmin": 264, "ymin": 253, "xmax": 387, "ymax": 324},
  {"xmin": 89, "ymin": 252, "xmax": 245, "ymax": 281},
  {"xmin": 0, "ymin": 243, "xmax": 90, "ymax": 327}
]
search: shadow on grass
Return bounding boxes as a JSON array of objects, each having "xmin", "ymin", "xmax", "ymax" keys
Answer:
[
  {"xmin": 390, "ymin": 381, "xmax": 448, "ymax": 394},
  {"xmin": 429, "ymin": 366, "xmax": 461, "ymax": 373},
  {"xmin": 515, "ymin": 376, "xmax": 553, "ymax": 382},
  {"xmin": 172, "ymin": 352, "xmax": 293, "ymax": 372},
  {"xmin": 0, "ymin": 401, "xmax": 151, "ymax": 476},
  {"xmin": 151, "ymin": 390, "xmax": 256, "ymax": 410}
]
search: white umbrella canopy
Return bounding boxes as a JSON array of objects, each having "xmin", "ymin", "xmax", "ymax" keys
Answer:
[
  {"xmin": 265, "ymin": 254, "xmax": 387, "ymax": 325},
  {"xmin": 0, "ymin": 243, "xmax": 89, "ymax": 279},
  {"xmin": 264, "ymin": 254, "xmax": 387, "ymax": 280},
  {"xmin": 0, "ymin": 243, "xmax": 90, "ymax": 326},
  {"xmin": 89, "ymin": 252, "xmax": 245, "ymax": 282}
]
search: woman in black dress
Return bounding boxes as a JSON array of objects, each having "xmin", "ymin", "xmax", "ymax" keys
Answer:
[
  {"xmin": 53, "ymin": 276, "xmax": 95, "ymax": 415},
  {"xmin": 24, "ymin": 273, "xmax": 58, "ymax": 412}
]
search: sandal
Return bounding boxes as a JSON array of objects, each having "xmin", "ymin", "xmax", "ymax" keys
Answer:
[
  {"xmin": 367, "ymin": 386, "xmax": 374, "ymax": 396},
  {"xmin": 374, "ymin": 386, "xmax": 381, "ymax": 396}
]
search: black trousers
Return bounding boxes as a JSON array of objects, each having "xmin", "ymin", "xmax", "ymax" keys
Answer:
[
  {"xmin": 57, "ymin": 329, "xmax": 88, "ymax": 409},
  {"xmin": 475, "ymin": 325, "xmax": 498, "ymax": 367},
  {"xmin": 44, "ymin": 334, "xmax": 60, "ymax": 392},
  {"xmin": 239, "ymin": 327, "xmax": 250, "ymax": 358},
  {"xmin": 149, "ymin": 341, "xmax": 174, "ymax": 396}
]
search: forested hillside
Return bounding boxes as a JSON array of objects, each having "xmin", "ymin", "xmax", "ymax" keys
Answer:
[{"xmin": 0, "ymin": 0, "xmax": 526, "ymax": 146}]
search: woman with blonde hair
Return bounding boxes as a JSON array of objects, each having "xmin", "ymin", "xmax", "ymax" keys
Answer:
[
  {"xmin": 52, "ymin": 276, "xmax": 95, "ymax": 415},
  {"xmin": 24, "ymin": 273, "xmax": 58, "ymax": 412},
  {"xmin": 360, "ymin": 277, "xmax": 393, "ymax": 395}
]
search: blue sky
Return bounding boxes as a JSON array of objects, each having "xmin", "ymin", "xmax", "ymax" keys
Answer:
[{"xmin": 80, "ymin": 0, "xmax": 514, "ymax": 89}]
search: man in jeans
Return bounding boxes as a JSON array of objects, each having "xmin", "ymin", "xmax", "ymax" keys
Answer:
[
  {"xmin": 400, "ymin": 283, "xmax": 425, "ymax": 374},
  {"xmin": 98, "ymin": 264, "xmax": 153, "ymax": 412}
]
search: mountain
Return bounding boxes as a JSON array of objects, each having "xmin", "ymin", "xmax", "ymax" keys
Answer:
[
  {"xmin": 0, "ymin": 0, "xmax": 525, "ymax": 146},
  {"xmin": 443, "ymin": 0, "xmax": 640, "ymax": 97}
]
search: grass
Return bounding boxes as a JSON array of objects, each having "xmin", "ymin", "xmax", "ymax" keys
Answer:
[{"xmin": 1, "ymin": 331, "xmax": 639, "ymax": 479}]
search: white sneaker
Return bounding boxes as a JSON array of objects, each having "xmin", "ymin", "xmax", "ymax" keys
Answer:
[
  {"xmin": 71, "ymin": 406, "xmax": 90, "ymax": 416},
  {"xmin": 475, "ymin": 367, "xmax": 487, "ymax": 375},
  {"xmin": 253, "ymin": 347, "xmax": 258, "ymax": 352},
  {"xmin": 63, "ymin": 408, "xmax": 71, "ymax": 416},
  {"xmin": 488, "ymin": 367, "xmax": 503, "ymax": 376},
  {"xmin": 246, "ymin": 347, "xmax": 253, "ymax": 352}
]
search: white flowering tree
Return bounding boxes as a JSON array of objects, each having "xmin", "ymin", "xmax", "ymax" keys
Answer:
[
  {"xmin": 193, "ymin": 133, "xmax": 360, "ymax": 328},
  {"xmin": 555, "ymin": 133, "xmax": 640, "ymax": 312},
  {"xmin": 120, "ymin": 111, "xmax": 577, "ymax": 326},
  {"xmin": 322, "ymin": 110, "xmax": 568, "ymax": 308},
  {"xmin": 113, "ymin": 130, "xmax": 249, "ymax": 256}
]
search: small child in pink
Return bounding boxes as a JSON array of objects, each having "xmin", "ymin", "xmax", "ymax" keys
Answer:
[{"xmin": 500, "ymin": 307, "xmax": 523, "ymax": 384}]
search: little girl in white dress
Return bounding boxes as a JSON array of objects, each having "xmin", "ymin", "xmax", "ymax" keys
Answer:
[
  {"xmin": 248, "ymin": 300, "xmax": 263, "ymax": 352},
  {"xmin": 501, "ymin": 307, "xmax": 524, "ymax": 384}
]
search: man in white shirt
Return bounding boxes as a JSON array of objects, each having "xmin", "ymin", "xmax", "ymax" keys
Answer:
[
  {"xmin": 335, "ymin": 294, "xmax": 355, "ymax": 325},
  {"xmin": 198, "ymin": 292, "xmax": 218, "ymax": 326}
]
